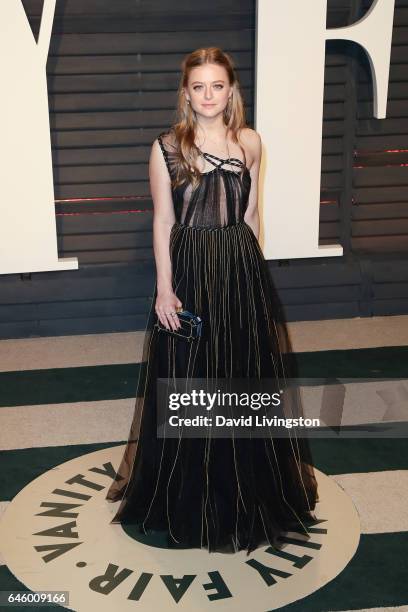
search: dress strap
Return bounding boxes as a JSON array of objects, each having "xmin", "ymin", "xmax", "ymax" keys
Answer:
[{"xmin": 157, "ymin": 133, "xmax": 172, "ymax": 176}]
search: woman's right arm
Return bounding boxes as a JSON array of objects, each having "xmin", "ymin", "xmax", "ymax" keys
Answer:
[{"xmin": 149, "ymin": 139, "xmax": 182, "ymax": 331}]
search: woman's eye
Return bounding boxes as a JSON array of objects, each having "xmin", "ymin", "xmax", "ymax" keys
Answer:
[{"xmin": 191, "ymin": 84, "xmax": 223, "ymax": 91}]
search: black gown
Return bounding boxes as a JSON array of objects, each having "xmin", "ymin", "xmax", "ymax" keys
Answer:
[{"xmin": 106, "ymin": 129, "xmax": 319, "ymax": 556}]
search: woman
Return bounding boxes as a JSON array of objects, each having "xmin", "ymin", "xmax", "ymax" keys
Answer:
[{"xmin": 106, "ymin": 47, "xmax": 319, "ymax": 556}]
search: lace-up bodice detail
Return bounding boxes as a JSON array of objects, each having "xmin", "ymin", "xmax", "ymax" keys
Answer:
[{"xmin": 157, "ymin": 129, "xmax": 251, "ymax": 228}]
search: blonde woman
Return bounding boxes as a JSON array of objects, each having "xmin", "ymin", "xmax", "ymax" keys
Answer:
[{"xmin": 106, "ymin": 47, "xmax": 319, "ymax": 556}]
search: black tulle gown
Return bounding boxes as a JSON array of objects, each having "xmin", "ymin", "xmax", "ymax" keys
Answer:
[{"xmin": 106, "ymin": 129, "xmax": 319, "ymax": 555}]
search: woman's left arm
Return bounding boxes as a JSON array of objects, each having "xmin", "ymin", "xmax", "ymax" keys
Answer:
[{"xmin": 243, "ymin": 129, "xmax": 262, "ymax": 240}]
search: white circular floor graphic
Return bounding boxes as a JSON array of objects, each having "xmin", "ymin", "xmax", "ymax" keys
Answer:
[{"xmin": 0, "ymin": 445, "xmax": 360, "ymax": 611}]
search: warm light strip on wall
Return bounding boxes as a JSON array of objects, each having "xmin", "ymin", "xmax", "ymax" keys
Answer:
[
  {"xmin": 354, "ymin": 147, "xmax": 408, "ymax": 156},
  {"xmin": 54, "ymin": 196, "xmax": 148, "ymax": 203},
  {"xmin": 55, "ymin": 210, "xmax": 152, "ymax": 216}
]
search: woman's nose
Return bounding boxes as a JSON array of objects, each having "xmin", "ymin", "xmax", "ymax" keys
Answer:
[{"xmin": 204, "ymin": 87, "xmax": 213, "ymax": 100}]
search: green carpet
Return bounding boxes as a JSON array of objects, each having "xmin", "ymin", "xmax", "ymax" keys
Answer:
[{"xmin": 0, "ymin": 345, "xmax": 407, "ymax": 408}]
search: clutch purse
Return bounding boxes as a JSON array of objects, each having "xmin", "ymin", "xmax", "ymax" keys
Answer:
[{"xmin": 155, "ymin": 309, "xmax": 203, "ymax": 341}]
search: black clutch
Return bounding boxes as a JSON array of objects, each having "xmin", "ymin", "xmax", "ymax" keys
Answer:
[{"xmin": 155, "ymin": 309, "xmax": 203, "ymax": 341}]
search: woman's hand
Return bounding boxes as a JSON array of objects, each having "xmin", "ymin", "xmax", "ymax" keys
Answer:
[{"xmin": 155, "ymin": 289, "xmax": 183, "ymax": 331}]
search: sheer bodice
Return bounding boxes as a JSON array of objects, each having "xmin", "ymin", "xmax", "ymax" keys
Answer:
[{"xmin": 157, "ymin": 130, "xmax": 251, "ymax": 228}]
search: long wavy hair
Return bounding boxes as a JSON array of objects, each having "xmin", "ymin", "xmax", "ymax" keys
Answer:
[{"xmin": 172, "ymin": 47, "xmax": 247, "ymax": 189}]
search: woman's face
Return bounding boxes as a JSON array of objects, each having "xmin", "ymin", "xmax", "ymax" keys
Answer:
[{"xmin": 184, "ymin": 63, "xmax": 232, "ymax": 119}]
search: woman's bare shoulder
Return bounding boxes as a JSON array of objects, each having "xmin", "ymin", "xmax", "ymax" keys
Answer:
[
  {"xmin": 238, "ymin": 127, "xmax": 261, "ymax": 147},
  {"xmin": 237, "ymin": 127, "xmax": 262, "ymax": 164}
]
